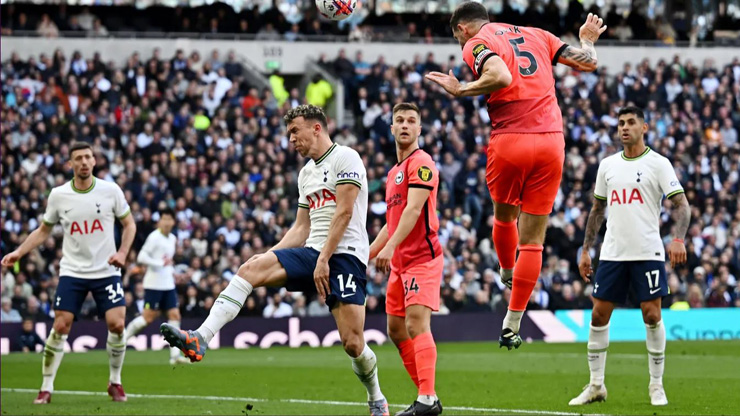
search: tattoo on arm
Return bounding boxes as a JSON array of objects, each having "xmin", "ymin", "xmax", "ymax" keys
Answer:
[
  {"xmin": 669, "ymin": 193, "xmax": 691, "ymax": 240},
  {"xmin": 583, "ymin": 198, "xmax": 607, "ymax": 250},
  {"xmin": 560, "ymin": 42, "xmax": 597, "ymax": 70}
]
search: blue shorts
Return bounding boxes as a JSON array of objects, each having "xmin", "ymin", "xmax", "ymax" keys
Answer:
[
  {"xmin": 273, "ymin": 247, "xmax": 367, "ymax": 309},
  {"xmin": 593, "ymin": 260, "xmax": 668, "ymax": 304},
  {"xmin": 144, "ymin": 289, "xmax": 179, "ymax": 311},
  {"xmin": 54, "ymin": 275, "xmax": 125, "ymax": 318}
]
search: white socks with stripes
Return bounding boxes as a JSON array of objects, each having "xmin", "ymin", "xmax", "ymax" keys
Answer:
[
  {"xmin": 107, "ymin": 330, "xmax": 126, "ymax": 385},
  {"xmin": 40, "ymin": 329, "xmax": 67, "ymax": 392},
  {"xmin": 197, "ymin": 276, "xmax": 253, "ymax": 343},
  {"xmin": 351, "ymin": 344, "xmax": 384, "ymax": 402},
  {"xmin": 646, "ymin": 320, "xmax": 666, "ymax": 385},
  {"xmin": 124, "ymin": 316, "xmax": 147, "ymax": 342},
  {"xmin": 587, "ymin": 323, "xmax": 609, "ymax": 386}
]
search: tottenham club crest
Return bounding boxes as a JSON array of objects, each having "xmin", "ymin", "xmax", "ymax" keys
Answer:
[{"xmin": 395, "ymin": 170, "xmax": 404, "ymax": 185}]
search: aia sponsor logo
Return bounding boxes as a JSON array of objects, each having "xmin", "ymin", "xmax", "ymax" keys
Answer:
[
  {"xmin": 610, "ymin": 188, "xmax": 644, "ymax": 205},
  {"xmin": 306, "ymin": 189, "xmax": 336, "ymax": 210},
  {"xmin": 70, "ymin": 219, "xmax": 104, "ymax": 235}
]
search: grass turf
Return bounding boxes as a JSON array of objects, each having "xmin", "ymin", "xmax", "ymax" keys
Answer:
[{"xmin": 2, "ymin": 340, "xmax": 738, "ymax": 415}]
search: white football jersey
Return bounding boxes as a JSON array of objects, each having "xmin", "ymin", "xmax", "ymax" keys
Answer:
[
  {"xmin": 594, "ymin": 148, "xmax": 684, "ymax": 261},
  {"xmin": 138, "ymin": 229, "xmax": 177, "ymax": 290},
  {"xmin": 43, "ymin": 178, "xmax": 131, "ymax": 279},
  {"xmin": 298, "ymin": 144, "xmax": 369, "ymax": 265}
]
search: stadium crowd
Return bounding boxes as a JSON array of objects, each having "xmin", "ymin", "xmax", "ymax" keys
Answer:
[{"xmin": 1, "ymin": 42, "xmax": 739, "ymax": 325}]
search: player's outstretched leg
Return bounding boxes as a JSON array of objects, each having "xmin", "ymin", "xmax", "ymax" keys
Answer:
[
  {"xmin": 161, "ymin": 253, "xmax": 286, "ymax": 362},
  {"xmin": 35, "ymin": 314, "xmax": 71, "ymax": 404},
  {"xmin": 333, "ymin": 302, "xmax": 389, "ymax": 416}
]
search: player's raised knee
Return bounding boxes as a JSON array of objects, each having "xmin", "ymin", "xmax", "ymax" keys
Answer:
[
  {"xmin": 341, "ymin": 333, "xmax": 365, "ymax": 357},
  {"xmin": 108, "ymin": 320, "xmax": 125, "ymax": 334},
  {"xmin": 53, "ymin": 319, "xmax": 72, "ymax": 335},
  {"xmin": 641, "ymin": 307, "xmax": 661, "ymax": 326},
  {"xmin": 387, "ymin": 320, "xmax": 407, "ymax": 346},
  {"xmin": 591, "ymin": 308, "xmax": 610, "ymax": 327}
]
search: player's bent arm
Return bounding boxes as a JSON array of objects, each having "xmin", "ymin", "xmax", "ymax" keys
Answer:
[
  {"xmin": 137, "ymin": 238, "xmax": 163, "ymax": 267},
  {"xmin": 558, "ymin": 43, "xmax": 598, "ymax": 72},
  {"xmin": 270, "ymin": 207, "xmax": 311, "ymax": 251},
  {"xmin": 385, "ymin": 187, "xmax": 431, "ymax": 250},
  {"xmin": 669, "ymin": 192, "xmax": 691, "ymax": 240},
  {"xmin": 582, "ymin": 197, "xmax": 607, "ymax": 250},
  {"xmin": 457, "ymin": 56, "xmax": 512, "ymax": 97},
  {"xmin": 6, "ymin": 222, "xmax": 53, "ymax": 260},
  {"xmin": 369, "ymin": 224, "xmax": 389, "ymax": 260},
  {"xmin": 117, "ymin": 213, "xmax": 137, "ymax": 257},
  {"xmin": 318, "ymin": 183, "xmax": 360, "ymax": 263}
]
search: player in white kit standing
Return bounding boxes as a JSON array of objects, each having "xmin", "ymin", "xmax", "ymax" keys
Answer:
[
  {"xmin": 124, "ymin": 208, "xmax": 188, "ymax": 364},
  {"xmin": 160, "ymin": 105, "xmax": 389, "ymax": 416},
  {"xmin": 1, "ymin": 142, "xmax": 137, "ymax": 404},
  {"xmin": 569, "ymin": 107, "xmax": 691, "ymax": 406}
]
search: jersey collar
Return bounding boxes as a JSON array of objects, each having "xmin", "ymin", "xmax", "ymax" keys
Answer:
[
  {"xmin": 621, "ymin": 147, "xmax": 651, "ymax": 161},
  {"xmin": 71, "ymin": 177, "xmax": 96, "ymax": 194},
  {"xmin": 316, "ymin": 143, "xmax": 337, "ymax": 165},
  {"xmin": 396, "ymin": 148, "xmax": 421, "ymax": 167}
]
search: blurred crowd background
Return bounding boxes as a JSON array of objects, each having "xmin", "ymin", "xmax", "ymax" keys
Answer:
[{"xmin": 1, "ymin": 1, "xmax": 739, "ymax": 326}]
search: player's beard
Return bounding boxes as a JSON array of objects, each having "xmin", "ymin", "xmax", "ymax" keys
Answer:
[{"xmin": 76, "ymin": 169, "xmax": 91, "ymax": 179}]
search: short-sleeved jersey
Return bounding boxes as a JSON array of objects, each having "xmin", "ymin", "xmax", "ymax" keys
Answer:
[
  {"xmin": 43, "ymin": 178, "xmax": 131, "ymax": 279},
  {"xmin": 594, "ymin": 148, "xmax": 684, "ymax": 261},
  {"xmin": 385, "ymin": 149, "xmax": 443, "ymax": 270},
  {"xmin": 462, "ymin": 23, "xmax": 567, "ymax": 134},
  {"xmin": 138, "ymin": 229, "xmax": 177, "ymax": 290},
  {"xmin": 298, "ymin": 143, "xmax": 369, "ymax": 265}
]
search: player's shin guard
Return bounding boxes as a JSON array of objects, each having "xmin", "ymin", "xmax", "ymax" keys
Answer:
[
  {"xmin": 508, "ymin": 244, "xmax": 543, "ymax": 311},
  {"xmin": 167, "ymin": 320, "xmax": 182, "ymax": 360},
  {"xmin": 124, "ymin": 316, "xmax": 147, "ymax": 342},
  {"xmin": 351, "ymin": 344, "xmax": 384, "ymax": 402},
  {"xmin": 588, "ymin": 323, "xmax": 609, "ymax": 386},
  {"xmin": 493, "ymin": 218, "xmax": 518, "ymax": 270},
  {"xmin": 40, "ymin": 329, "xmax": 68, "ymax": 392},
  {"xmin": 413, "ymin": 332, "xmax": 437, "ymax": 397},
  {"xmin": 645, "ymin": 320, "xmax": 666, "ymax": 385},
  {"xmin": 107, "ymin": 331, "xmax": 126, "ymax": 385},
  {"xmin": 197, "ymin": 276, "xmax": 252, "ymax": 343},
  {"xmin": 398, "ymin": 338, "xmax": 420, "ymax": 388}
]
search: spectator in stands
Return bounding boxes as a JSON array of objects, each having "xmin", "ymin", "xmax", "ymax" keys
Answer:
[
  {"xmin": 1, "ymin": 297, "xmax": 22, "ymax": 323},
  {"xmin": 18, "ymin": 318, "xmax": 44, "ymax": 352},
  {"xmin": 305, "ymin": 74, "xmax": 333, "ymax": 108},
  {"xmin": 36, "ymin": 14, "xmax": 59, "ymax": 38}
]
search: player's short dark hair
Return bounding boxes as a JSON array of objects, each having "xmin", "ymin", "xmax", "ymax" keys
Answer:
[
  {"xmin": 617, "ymin": 106, "xmax": 645, "ymax": 121},
  {"xmin": 450, "ymin": 1, "xmax": 490, "ymax": 28},
  {"xmin": 283, "ymin": 104, "xmax": 328, "ymax": 129},
  {"xmin": 393, "ymin": 102, "xmax": 421, "ymax": 117},
  {"xmin": 159, "ymin": 207, "xmax": 176, "ymax": 219},
  {"xmin": 69, "ymin": 141, "xmax": 93, "ymax": 157}
]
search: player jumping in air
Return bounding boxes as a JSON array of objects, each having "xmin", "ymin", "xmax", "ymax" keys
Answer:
[
  {"xmin": 1, "ymin": 142, "xmax": 137, "ymax": 404},
  {"xmin": 160, "ymin": 105, "xmax": 390, "ymax": 416},
  {"xmin": 426, "ymin": 1, "xmax": 607, "ymax": 349},
  {"xmin": 569, "ymin": 106, "xmax": 690, "ymax": 406},
  {"xmin": 370, "ymin": 103, "xmax": 443, "ymax": 415},
  {"xmin": 124, "ymin": 208, "xmax": 189, "ymax": 365}
]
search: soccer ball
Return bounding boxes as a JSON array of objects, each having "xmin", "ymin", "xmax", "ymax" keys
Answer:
[{"xmin": 316, "ymin": 0, "xmax": 358, "ymax": 21}]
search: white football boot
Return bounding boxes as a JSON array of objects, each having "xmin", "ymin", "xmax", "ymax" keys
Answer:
[
  {"xmin": 569, "ymin": 384, "xmax": 607, "ymax": 406},
  {"xmin": 649, "ymin": 384, "xmax": 668, "ymax": 406}
]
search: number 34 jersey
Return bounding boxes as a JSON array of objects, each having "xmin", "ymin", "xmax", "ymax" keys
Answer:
[
  {"xmin": 297, "ymin": 143, "xmax": 369, "ymax": 266},
  {"xmin": 462, "ymin": 22, "xmax": 566, "ymax": 134}
]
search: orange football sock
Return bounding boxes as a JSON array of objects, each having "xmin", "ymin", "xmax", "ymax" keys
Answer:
[
  {"xmin": 493, "ymin": 219, "xmax": 518, "ymax": 269},
  {"xmin": 509, "ymin": 244, "xmax": 543, "ymax": 311},
  {"xmin": 398, "ymin": 338, "xmax": 420, "ymax": 388},
  {"xmin": 413, "ymin": 332, "xmax": 437, "ymax": 396}
]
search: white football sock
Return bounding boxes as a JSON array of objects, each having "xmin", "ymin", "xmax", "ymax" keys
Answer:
[
  {"xmin": 197, "ymin": 276, "xmax": 252, "ymax": 343},
  {"xmin": 416, "ymin": 394, "xmax": 438, "ymax": 406},
  {"xmin": 502, "ymin": 310, "xmax": 524, "ymax": 333},
  {"xmin": 124, "ymin": 316, "xmax": 147, "ymax": 342},
  {"xmin": 107, "ymin": 330, "xmax": 126, "ymax": 385},
  {"xmin": 40, "ymin": 329, "xmax": 67, "ymax": 392},
  {"xmin": 168, "ymin": 320, "xmax": 182, "ymax": 359},
  {"xmin": 646, "ymin": 320, "xmax": 666, "ymax": 385},
  {"xmin": 588, "ymin": 323, "xmax": 609, "ymax": 386},
  {"xmin": 351, "ymin": 344, "xmax": 384, "ymax": 402}
]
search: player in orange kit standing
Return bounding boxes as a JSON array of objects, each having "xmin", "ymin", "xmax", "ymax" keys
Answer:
[
  {"xmin": 370, "ymin": 102, "xmax": 443, "ymax": 415},
  {"xmin": 426, "ymin": 1, "xmax": 607, "ymax": 349}
]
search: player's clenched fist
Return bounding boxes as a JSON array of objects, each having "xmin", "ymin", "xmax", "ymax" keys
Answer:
[
  {"xmin": 578, "ymin": 251, "xmax": 593, "ymax": 282},
  {"xmin": 666, "ymin": 240, "xmax": 687, "ymax": 269},
  {"xmin": 579, "ymin": 12, "xmax": 607, "ymax": 43},
  {"xmin": 1, "ymin": 251, "xmax": 21, "ymax": 267}
]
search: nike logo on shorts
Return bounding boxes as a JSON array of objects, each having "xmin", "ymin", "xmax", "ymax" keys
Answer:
[{"xmin": 650, "ymin": 288, "xmax": 661, "ymax": 295}]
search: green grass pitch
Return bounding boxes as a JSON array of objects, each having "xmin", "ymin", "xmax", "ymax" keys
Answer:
[{"xmin": 2, "ymin": 340, "xmax": 738, "ymax": 415}]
